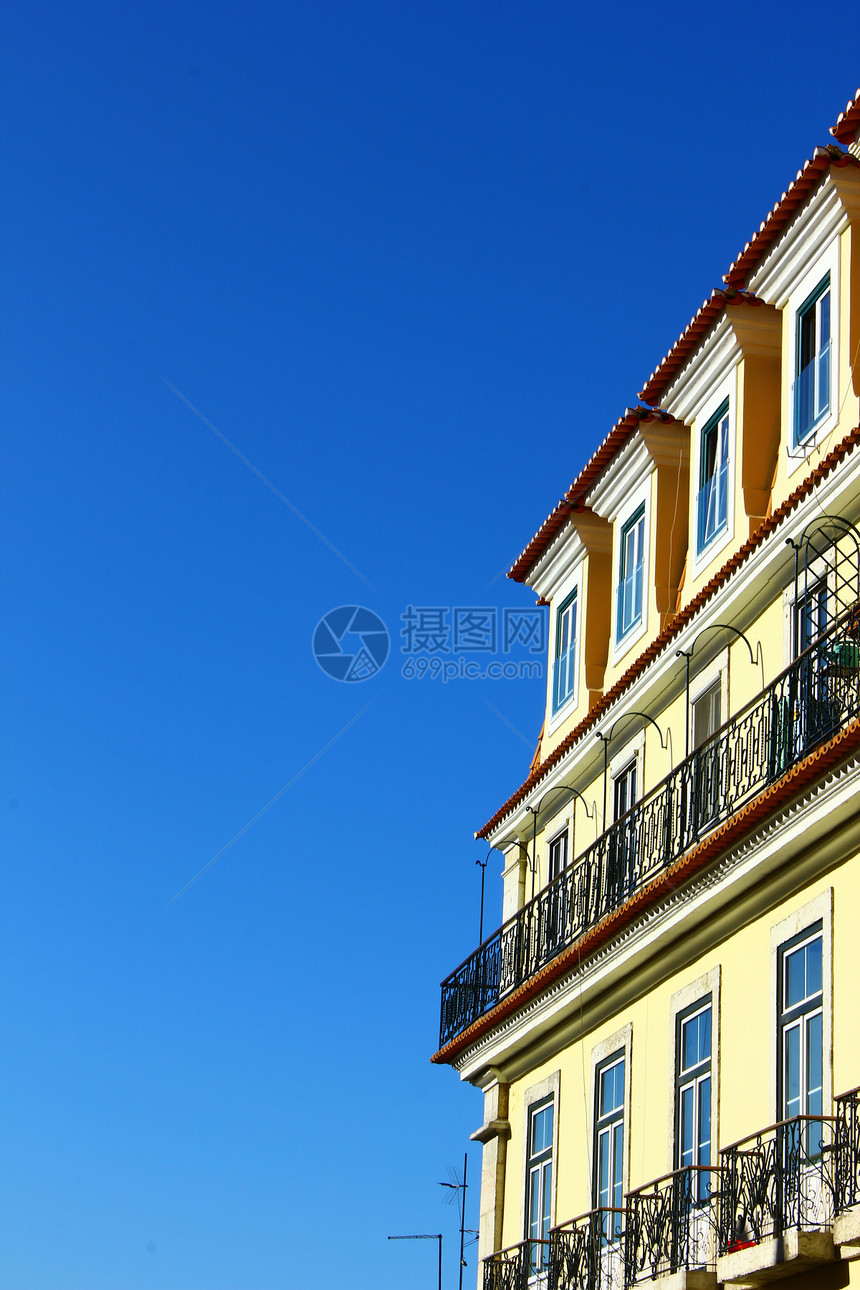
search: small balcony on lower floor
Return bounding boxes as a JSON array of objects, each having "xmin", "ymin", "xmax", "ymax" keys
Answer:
[
  {"xmin": 550, "ymin": 1208, "xmax": 625, "ymax": 1290},
  {"xmin": 716, "ymin": 1114, "xmax": 838, "ymax": 1284},
  {"xmin": 625, "ymin": 1167, "xmax": 719, "ymax": 1289},
  {"xmin": 483, "ymin": 1238, "xmax": 551, "ymax": 1290}
]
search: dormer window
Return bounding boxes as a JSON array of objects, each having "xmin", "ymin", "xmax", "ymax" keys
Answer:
[
  {"xmin": 697, "ymin": 400, "xmax": 729, "ymax": 554},
  {"xmin": 617, "ymin": 506, "xmax": 645, "ymax": 641},
  {"xmin": 793, "ymin": 274, "xmax": 831, "ymax": 445},
  {"xmin": 552, "ymin": 590, "xmax": 577, "ymax": 713}
]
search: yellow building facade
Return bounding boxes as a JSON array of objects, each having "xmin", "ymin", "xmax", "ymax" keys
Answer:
[{"xmin": 433, "ymin": 91, "xmax": 860, "ymax": 1290}]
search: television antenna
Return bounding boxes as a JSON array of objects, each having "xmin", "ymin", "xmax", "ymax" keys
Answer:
[{"xmin": 437, "ymin": 1152, "xmax": 478, "ymax": 1290}]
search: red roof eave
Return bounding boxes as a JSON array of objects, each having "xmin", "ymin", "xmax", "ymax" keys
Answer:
[
  {"xmin": 637, "ymin": 290, "xmax": 763, "ymax": 408},
  {"xmin": 831, "ymin": 89, "xmax": 860, "ymax": 146},
  {"xmin": 508, "ymin": 408, "xmax": 682, "ymax": 584},
  {"xmin": 724, "ymin": 148, "xmax": 860, "ymax": 290}
]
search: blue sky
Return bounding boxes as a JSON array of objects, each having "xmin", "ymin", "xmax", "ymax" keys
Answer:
[{"xmin": 2, "ymin": 3, "xmax": 859, "ymax": 1287}]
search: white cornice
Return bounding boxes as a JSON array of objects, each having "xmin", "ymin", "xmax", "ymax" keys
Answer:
[
  {"xmin": 661, "ymin": 314, "xmax": 740, "ymax": 424},
  {"xmin": 586, "ymin": 436, "xmax": 653, "ymax": 520},
  {"xmin": 529, "ymin": 521, "xmax": 585, "ymax": 604},
  {"xmin": 749, "ymin": 178, "xmax": 847, "ymax": 305}
]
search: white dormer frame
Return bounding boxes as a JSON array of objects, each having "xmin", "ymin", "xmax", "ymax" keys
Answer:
[
  {"xmin": 689, "ymin": 368, "xmax": 738, "ymax": 579},
  {"xmin": 529, "ymin": 523, "xmax": 587, "ymax": 736},
  {"xmin": 747, "ymin": 177, "xmax": 846, "ymax": 475},
  {"xmin": 587, "ymin": 436, "xmax": 654, "ymax": 668}
]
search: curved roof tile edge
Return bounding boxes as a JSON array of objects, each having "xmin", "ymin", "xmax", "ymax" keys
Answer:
[
  {"xmin": 637, "ymin": 289, "xmax": 763, "ymax": 408},
  {"xmin": 723, "ymin": 148, "xmax": 860, "ymax": 289},
  {"xmin": 507, "ymin": 408, "xmax": 680, "ymax": 584},
  {"xmin": 832, "ymin": 89, "xmax": 860, "ymax": 145}
]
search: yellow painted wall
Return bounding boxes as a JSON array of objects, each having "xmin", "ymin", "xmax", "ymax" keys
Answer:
[{"xmin": 497, "ymin": 863, "xmax": 860, "ymax": 1249}]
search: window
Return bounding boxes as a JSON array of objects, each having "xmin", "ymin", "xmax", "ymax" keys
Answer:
[
  {"xmin": 594, "ymin": 1054, "xmax": 625, "ymax": 1239},
  {"xmin": 792, "ymin": 580, "xmax": 834, "ymax": 755},
  {"xmin": 676, "ymin": 1001, "xmax": 712, "ymax": 1203},
  {"xmin": 697, "ymin": 401, "xmax": 729, "ymax": 553},
  {"xmin": 779, "ymin": 926, "xmax": 823, "ymax": 1157},
  {"xmin": 794, "ymin": 275, "xmax": 831, "ymax": 445},
  {"xmin": 617, "ymin": 506, "xmax": 645, "ymax": 641},
  {"xmin": 526, "ymin": 1099, "xmax": 553, "ymax": 1274},
  {"xmin": 548, "ymin": 829, "xmax": 568, "ymax": 883},
  {"xmin": 553, "ymin": 591, "xmax": 578, "ymax": 713},
  {"xmin": 692, "ymin": 682, "xmax": 721, "ymax": 830},
  {"xmin": 609, "ymin": 759, "xmax": 638, "ymax": 904},
  {"xmin": 795, "ymin": 578, "xmax": 829, "ymax": 656}
]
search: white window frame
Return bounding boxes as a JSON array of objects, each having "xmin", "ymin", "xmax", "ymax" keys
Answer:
[
  {"xmin": 792, "ymin": 276, "xmax": 832, "ymax": 449},
  {"xmin": 669, "ymin": 969, "xmax": 721, "ymax": 1181},
  {"xmin": 769, "ymin": 891, "xmax": 832, "ymax": 1126},
  {"xmin": 547, "ymin": 824, "xmax": 569, "ymax": 885},
  {"xmin": 676, "ymin": 999, "xmax": 713, "ymax": 1203},
  {"xmin": 521, "ymin": 1072, "xmax": 560, "ymax": 1275},
  {"xmin": 611, "ymin": 481, "xmax": 651, "ymax": 665},
  {"xmin": 779, "ymin": 928, "xmax": 824, "ymax": 1127},
  {"xmin": 786, "ymin": 242, "xmax": 840, "ymax": 472},
  {"xmin": 590, "ymin": 1025, "xmax": 632, "ymax": 1232},
  {"xmin": 690, "ymin": 374, "xmax": 736, "ymax": 579},
  {"xmin": 546, "ymin": 562, "xmax": 586, "ymax": 737},
  {"xmin": 552, "ymin": 589, "xmax": 578, "ymax": 717}
]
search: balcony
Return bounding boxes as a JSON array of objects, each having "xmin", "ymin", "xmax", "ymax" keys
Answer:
[
  {"xmin": 551, "ymin": 1209, "xmax": 625, "ymax": 1290},
  {"xmin": 439, "ymin": 606, "xmax": 860, "ymax": 1049},
  {"xmin": 625, "ymin": 1168, "xmax": 718, "ymax": 1289},
  {"xmin": 484, "ymin": 1238, "xmax": 551, "ymax": 1290},
  {"xmin": 716, "ymin": 1116, "xmax": 837, "ymax": 1284}
]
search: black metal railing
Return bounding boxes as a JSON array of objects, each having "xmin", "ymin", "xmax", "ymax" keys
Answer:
[
  {"xmin": 550, "ymin": 1209, "xmax": 625, "ymax": 1290},
  {"xmin": 484, "ymin": 1238, "xmax": 551, "ymax": 1290},
  {"xmin": 718, "ymin": 1116, "xmax": 837, "ymax": 1251},
  {"xmin": 624, "ymin": 1166, "xmax": 719, "ymax": 1283},
  {"xmin": 835, "ymin": 1087, "xmax": 860, "ymax": 1213},
  {"xmin": 439, "ymin": 607, "xmax": 860, "ymax": 1047}
]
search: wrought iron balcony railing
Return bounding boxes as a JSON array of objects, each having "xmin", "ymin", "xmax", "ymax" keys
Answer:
[
  {"xmin": 624, "ymin": 1166, "xmax": 719, "ymax": 1283},
  {"xmin": 835, "ymin": 1086, "xmax": 860, "ymax": 1212},
  {"xmin": 718, "ymin": 1115, "xmax": 837, "ymax": 1251},
  {"xmin": 550, "ymin": 1209, "xmax": 625, "ymax": 1290},
  {"xmin": 484, "ymin": 1238, "xmax": 551, "ymax": 1290},
  {"xmin": 439, "ymin": 608, "xmax": 860, "ymax": 1047}
]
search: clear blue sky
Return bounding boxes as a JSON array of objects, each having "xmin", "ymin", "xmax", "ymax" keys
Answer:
[{"xmin": 2, "ymin": 3, "xmax": 858, "ymax": 1287}]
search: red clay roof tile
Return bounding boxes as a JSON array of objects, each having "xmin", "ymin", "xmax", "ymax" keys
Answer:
[
  {"xmin": 831, "ymin": 89, "xmax": 860, "ymax": 146},
  {"xmin": 508, "ymin": 408, "xmax": 682, "ymax": 583},
  {"xmin": 637, "ymin": 290, "xmax": 764, "ymax": 408},
  {"xmin": 723, "ymin": 148, "xmax": 860, "ymax": 289}
]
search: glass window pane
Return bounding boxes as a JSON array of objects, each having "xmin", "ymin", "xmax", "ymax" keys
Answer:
[
  {"xmin": 805, "ymin": 938, "xmax": 822, "ymax": 998},
  {"xmin": 679, "ymin": 1084, "xmax": 693, "ymax": 1168},
  {"xmin": 819, "ymin": 291, "xmax": 830, "ymax": 349},
  {"xmin": 785, "ymin": 946, "xmax": 806, "ymax": 1007},
  {"xmin": 807, "ymin": 1012, "xmax": 823, "ymax": 1117},
  {"xmin": 529, "ymin": 1168, "xmax": 540, "ymax": 1241},
  {"xmin": 699, "ymin": 1076, "xmax": 711, "ymax": 1163},
  {"xmin": 784, "ymin": 1023, "xmax": 801, "ymax": 1118},
  {"xmin": 612, "ymin": 1122, "xmax": 624, "ymax": 1211},
  {"xmin": 598, "ymin": 1131, "xmax": 609, "ymax": 1208},
  {"xmin": 541, "ymin": 1160, "xmax": 552, "ymax": 1237}
]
